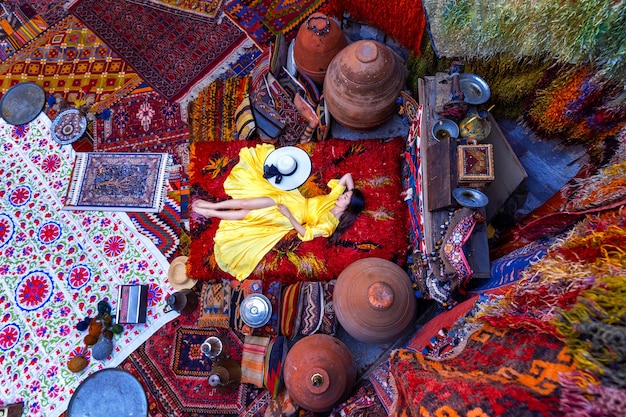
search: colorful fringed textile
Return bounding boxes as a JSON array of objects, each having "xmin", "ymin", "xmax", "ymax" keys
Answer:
[
  {"xmin": 523, "ymin": 67, "xmax": 626, "ymax": 158},
  {"xmin": 188, "ymin": 77, "xmax": 251, "ymax": 142},
  {"xmin": 327, "ymin": 0, "xmax": 426, "ymax": 54},
  {"xmin": 0, "ymin": 14, "xmax": 142, "ymax": 118},
  {"xmin": 390, "ymin": 325, "xmax": 574, "ymax": 417},
  {"xmin": 70, "ymin": 0, "xmax": 253, "ymax": 103},
  {"xmin": 0, "ymin": 114, "xmax": 176, "ymax": 417},
  {"xmin": 224, "ymin": 0, "xmax": 328, "ymax": 47},
  {"xmin": 1, "ymin": 0, "xmax": 68, "ymax": 27},
  {"xmin": 0, "ymin": 3, "xmax": 48, "ymax": 61},
  {"xmin": 127, "ymin": 0, "xmax": 225, "ymax": 19},
  {"xmin": 422, "ymin": 0, "xmax": 626, "ymax": 85},
  {"xmin": 241, "ymin": 335, "xmax": 270, "ymax": 388},
  {"xmin": 188, "ymin": 138, "xmax": 409, "ymax": 283}
]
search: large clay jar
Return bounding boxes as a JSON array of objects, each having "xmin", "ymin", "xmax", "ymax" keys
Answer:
[
  {"xmin": 334, "ymin": 257, "xmax": 417, "ymax": 344},
  {"xmin": 294, "ymin": 13, "xmax": 347, "ymax": 85},
  {"xmin": 324, "ymin": 40, "xmax": 405, "ymax": 130},
  {"xmin": 283, "ymin": 334, "xmax": 356, "ymax": 413}
]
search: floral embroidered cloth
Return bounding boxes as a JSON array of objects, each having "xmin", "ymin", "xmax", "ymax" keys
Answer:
[{"xmin": 0, "ymin": 114, "xmax": 178, "ymax": 416}]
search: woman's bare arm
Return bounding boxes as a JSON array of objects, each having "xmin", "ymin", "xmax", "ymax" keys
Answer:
[{"xmin": 338, "ymin": 173, "xmax": 355, "ymax": 190}]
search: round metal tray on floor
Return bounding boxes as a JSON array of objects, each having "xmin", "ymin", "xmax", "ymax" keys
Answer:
[
  {"xmin": 0, "ymin": 82, "xmax": 46, "ymax": 126},
  {"xmin": 66, "ymin": 368, "xmax": 148, "ymax": 417}
]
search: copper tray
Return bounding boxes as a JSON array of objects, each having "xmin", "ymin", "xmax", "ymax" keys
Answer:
[{"xmin": 0, "ymin": 82, "xmax": 46, "ymax": 126}]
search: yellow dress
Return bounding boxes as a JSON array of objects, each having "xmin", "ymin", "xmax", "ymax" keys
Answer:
[{"xmin": 214, "ymin": 143, "xmax": 345, "ymax": 281}]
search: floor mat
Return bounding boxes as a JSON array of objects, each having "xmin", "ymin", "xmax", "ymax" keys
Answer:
[
  {"xmin": 0, "ymin": 114, "xmax": 177, "ymax": 417},
  {"xmin": 0, "ymin": 14, "xmax": 142, "ymax": 119},
  {"xmin": 188, "ymin": 138, "xmax": 409, "ymax": 283},
  {"xmin": 224, "ymin": 0, "xmax": 328, "ymax": 47},
  {"xmin": 70, "ymin": 0, "xmax": 253, "ymax": 103},
  {"xmin": 119, "ymin": 289, "xmax": 270, "ymax": 416}
]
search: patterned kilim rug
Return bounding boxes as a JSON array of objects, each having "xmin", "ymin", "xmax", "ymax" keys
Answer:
[
  {"xmin": 128, "ymin": 0, "xmax": 225, "ymax": 19},
  {"xmin": 0, "ymin": 3, "xmax": 49, "ymax": 62},
  {"xmin": 188, "ymin": 138, "xmax": 409, "ymax": 283},
  {"xmin": 389, "ymin": 324, "xmax": 574, "ymax": 416},
  {"xmin": 119, "ymin": 289, "xmax": 271, "ymax": 416},
  {"xmin": 127, "ymin": 192, "xmax": 181, "ymax": 262},
  {"xmin": 94, "ymin": 89, "xmax": 191, "ymax": 169},
  {"xmin": 69, "ymin": 0, "xmax": 255, "ymax": 104},
  {"xmin": 2, "ymin": 0, "xmax": 69, "ymax": 27},
  {"xmin": 224, "ymin": 0, "xmax": 328, "ymax": 47},
  {"xmin": 0, "ymin": 14, "xmax": 142, "ymax": 119},
  {"xmin": 0, "ymin": 114, "xmax": 177, "ymax": 417},
  {"xmin": 188, "ymin": 77, "xmax": 251, "ymax": 143}
]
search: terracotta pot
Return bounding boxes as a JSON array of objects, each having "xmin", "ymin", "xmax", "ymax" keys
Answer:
[
  {"xmin": 324, "ymin": 40, "xmax": 406, "ymax": 130},
  {"xmin": 333, "ymin": 257, "xmax": 417, "ymax": 344},
  {"xmin": 283, "ymin": 334, "xmax": 356, "ymax": 412},
  {"xmin": 294, "ymin": 13, "xmax": 347, "ymax": 85}
]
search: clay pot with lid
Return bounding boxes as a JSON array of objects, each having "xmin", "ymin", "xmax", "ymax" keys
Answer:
[
  {"xmin": 294, "ymin": 13, "xmax": 347, "ymax": 85},
  {"xmin": 283, "ymin": 334, "xmax": 356, "ymax": 413},
  {"xmin": 323, "ymin": 40, "xmax": 406, "ymax": 130},
  {"xmin": 333, "ymin": 257, "xmax": 417, "ymax": 344}
]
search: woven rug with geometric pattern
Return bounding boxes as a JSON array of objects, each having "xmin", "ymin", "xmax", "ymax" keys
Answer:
[
  {"xmin": 70, "ymin": 0, "xmax": 253, "ymax": 103},
  {"xmin": 118, "ymin": 291, "xmax": 270, "ymax": 417},
  {"xmin": 0, "ymin": 14, "xmax": 142, "ymax": 119},
  {"xmin": 389, "ymin": 324, "xmax": 574, "ymax": 416},
  {"xmin": 224, "ymin": 0, "xmax": 328, "ymax": 47}
]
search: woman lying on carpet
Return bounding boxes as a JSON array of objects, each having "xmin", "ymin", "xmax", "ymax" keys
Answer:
[{"xmin": 192, "ymin": 144, "xmax": 364, "ymax": 281}]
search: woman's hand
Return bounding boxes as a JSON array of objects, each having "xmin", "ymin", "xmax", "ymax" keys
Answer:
[
  {"xmin": 277, "ymin": 204, "xmax": 291, "ymax": 218},
  {"xmin": 278, "ymin": 204, "xmax": 306, "ymax": 236},
  {"xmin": 338, "ymin": 173, "xmax": 355, "ymax": 191}
]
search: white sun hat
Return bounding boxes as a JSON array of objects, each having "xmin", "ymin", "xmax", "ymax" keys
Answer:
[{"xmin": 263, "ymin": 146, "xmax": 312, "ymax": 190}]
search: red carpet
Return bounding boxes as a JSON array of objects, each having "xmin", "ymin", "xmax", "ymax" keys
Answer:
[
  {"xmin": 70, "ymin": 0, "xmax": 250, "ymax": 102},
  {"xmin": 188, "ymin": 138, "xmax": 409, "ymax": 283},
  {"xmin": 119, "ymin": 288, "xmax": 270, "ymax": 416},
  {"xmin": 390, "ymin": 325, "xmax": 574, "ymax": 417}
]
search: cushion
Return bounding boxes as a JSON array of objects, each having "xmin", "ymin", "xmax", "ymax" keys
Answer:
[
  {"xmin": 440, "ymin": 208, "xmax": 486, "ymax": 291},
  {"xmin": 269, "ymin": 32, "xmax": 288, "ymax": 78},
  {"xmin": 298, "ymin": 281, "xmax": 324, "ymax": 335},
  {"xmin": 266, "ymin": 72, "xmax": 309, "ymax": 146},
  {"xmin": 316, "ymin": 94, "xmax": 330, "ymax": 141},
  {"xmin": 197, "ymin": 280, "xmax": 232, "ymax": 328},
  {"xmin": 234, "ymin": 95, "xmax": 256, "ymax": 140},
  {"xmin": 279, "ymin": 282, "xmax": 303, "ymax": 339},
  {"xmin": 241, "ymin": 335, "xmax": 270, "ymax": 388},
  {"xmin": 251, "ymin": 95, "xmax": 286, "ymax": 143},
  {"xmin": 264, "ymin": 336, "xmax": 288, "ymax": 397},
  {"xmin": 319, "ymin": 279, "xmax": 337, "ymax": 335},
  {"xmin": 294, "ymin": 93, "xmax": 318, "ymax": 144}
]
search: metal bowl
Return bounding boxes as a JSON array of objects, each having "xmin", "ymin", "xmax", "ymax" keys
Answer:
[
  {"xmin": 459, "ymin": 73, "xmax": 490, "ymax": 105},
  {"xmin": 432, "ymin": 118, "xmax": 459, "ymax": 141},
  {"xmin": 453, "ymin": 187, "xmax": 489, "ymax": 208}
]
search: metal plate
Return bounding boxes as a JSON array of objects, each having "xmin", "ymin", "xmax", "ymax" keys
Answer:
[
  {"xmin": 0, "ymin": 82, "xmax": 46, "ymax": 126},
  {"xmin": 240, "ymin": 293, "xmax": 272, "ymax": 328},
  {"xmin": 51, "ymin": 108, "xmax": 87, "ymax": 145},
  {"xmin": 453, "ymin": 187, "xmax": 489, "ymax": 208},
  {"xmin": 459, "ymin": 73, "xmax": 490, "ymax": 105},
  {"xmin": 66, "ymin": 368, "xmax": 148, "ymax": 417}
]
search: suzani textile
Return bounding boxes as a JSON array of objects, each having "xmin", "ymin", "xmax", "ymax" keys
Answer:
[{"xmin": 0, "ymin": 115, "xmax": 177, "ymax": 416}]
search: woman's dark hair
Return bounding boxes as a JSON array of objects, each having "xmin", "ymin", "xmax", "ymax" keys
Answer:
[{"xmin": 328, "ymin": 188, "xmax": 364, "ymax": 245}]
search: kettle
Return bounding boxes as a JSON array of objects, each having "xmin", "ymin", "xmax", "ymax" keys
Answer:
[{"xmin": 164, "ymin": 289, "xmax": 198, "ymax": 315}]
